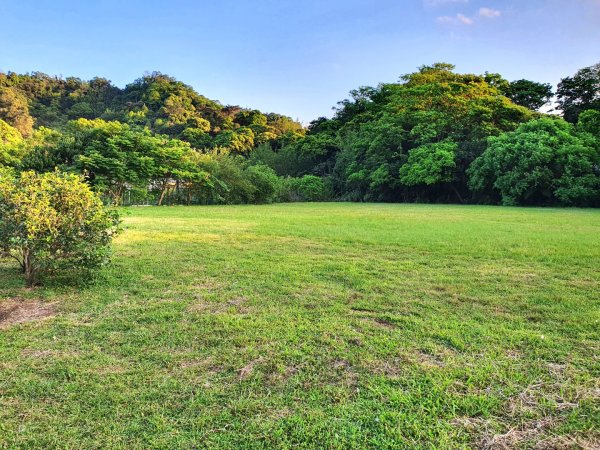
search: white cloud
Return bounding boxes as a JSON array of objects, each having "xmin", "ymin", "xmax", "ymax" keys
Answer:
[
  {"xmin": 479, "ymin": 7, "xmax": 501, "ymax": 18},
  {"xmin": 457, "ymin": 13, "xmax": 474, "ymax": 24},
  {"xmin": 436, "ymin": 13, "xmax": 474, "ymax": 25}
]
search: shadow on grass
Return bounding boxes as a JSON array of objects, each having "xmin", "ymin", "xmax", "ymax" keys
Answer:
[
  {"xmin": 0, "ymin": 263, "xmax": 26, "ymax": 292},
  {"xmin": 0, "ymin": 259, "xmax": 111, "ymax": 297}
]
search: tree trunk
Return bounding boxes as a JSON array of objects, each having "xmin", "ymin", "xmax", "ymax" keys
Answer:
[
  {"xmin": 111, "ymin": 184, "xmax": 124, "ymax": 206},
  {"xmin": 450, "ymin": 184, "xmax": 464, "ymax": 204},
  {"xmin": 23, "ymin": 248, "xmax": 36, "ymax": 287},
  {"xmin": 158, "ymin": 184, "xmax": 168, "ymax": 206}
]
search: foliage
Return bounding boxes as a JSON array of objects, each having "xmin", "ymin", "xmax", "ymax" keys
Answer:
[
  {"xmin": 0, "ymin": 119, "xmax": 24, "ymax": 166},
  {"xmin": 577, "ymin": 109, "xmax": 600, "ymax": 137},
  {"xmin": 0, "ymin": 71, "xmax": 303, "ymax": 153},
  {"xmin": 505, "ymin": 79, "xmax": 553, "ymax": 111},
  {"xmin": 245, "ymin": 164, "xmax": 280, "ymax": 203},
  {"xmin": 213, "ymin": 127, "xmax": 255, "ymax": 153},
  {"xmin": 468, "ymin": 118, "xmax": 600, "ymax": 206},
  {"xmin": 292, "ymin": 175, "xmax": 327, "ymax": 201},
  {"xmin": 315, "ymin": 63, "xmax": 533, "ymax": 202},
  {"xmin": 0, "ymin": 170, "xmax": 120, "ymax": 286},
  {"xmin": 556, "ymin": 62, "xmax": 600, "ymax": 123},
  {"xmin": 399, "ymin": 141, "xmax": 457, "ymax": 187},
  {"xmin": 1, "ymin": 64, "xmax": 599, "ymax": 207},
  {"xmin": 0, "ymin": 87, "xmax": 34, "ymax": 137},
  {"xmin": 191, "ymin": 152, "xmax": 256, "ymax": 204}
]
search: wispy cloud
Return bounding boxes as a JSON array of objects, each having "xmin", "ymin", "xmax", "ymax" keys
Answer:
[
  {"xmin": 436, "ymin": 13, "xmax": 474, "ymax": 25},
  {"xmin": 478, "ymin": 7, "xmax": 501, "ymax": 18},
  {"xmin": 457, "ymin": 13, "xmax": 474, "ymax": 24},
  {"xmin": 435, "ymin": 6, "xmax": 502, "ymax": 26}
]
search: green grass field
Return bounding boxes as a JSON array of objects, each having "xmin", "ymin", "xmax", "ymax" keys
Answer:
[{"xmin": 1, "ymin": 203, "xmax": 599, "ymax": 449}]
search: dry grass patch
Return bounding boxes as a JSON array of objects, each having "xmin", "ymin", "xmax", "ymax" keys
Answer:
[
  {"xmin": 479, "ymin": 417, "xmax": 558, "ymax": 449},
  {"xmin": 0, "ymin": 298, "xmax": 56, "ymax": 329},
  {"xmin": 365, "ymin": 356, "xmax": 407, "ymax": 379},
  {"xmin": 239, "ymin": 357, "xmax": 263, "ymax": 380},
  {"xmin": 188, "ymin": 295, "xmax": 250, "ymax": 315}
]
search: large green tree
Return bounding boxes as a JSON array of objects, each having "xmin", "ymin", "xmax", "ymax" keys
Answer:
[
  {"xmin": 325, "ymin": 63, "xmax": 533, "ymax": 201},
  {"xmin": 505, "ymin": 79, "xmax": 553, "ymax": 111},
  {"xmin": 468, "ymin": 118, "xmax": 600, "ymax": 206},
  {"xmin": 557, "ymin": 62, "xmax": 600, "ymax": 123},
  {"xmin": 399, "ymin": 141, "xmax": 459, "ymax": 200}
]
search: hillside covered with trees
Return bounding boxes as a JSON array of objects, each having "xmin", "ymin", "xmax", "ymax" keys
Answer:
[{"xmin": 1, "ymin": 63, "xmax": 599, "ymax": 206}]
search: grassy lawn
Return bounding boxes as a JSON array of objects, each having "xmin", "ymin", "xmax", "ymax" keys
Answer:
[{"xmin": 1, "ymin": 203, "xmax": 599, "ymax": 449}]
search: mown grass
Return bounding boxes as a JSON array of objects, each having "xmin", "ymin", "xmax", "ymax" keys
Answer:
[{"xmin": 1, "ymin": 203, "xmax": 599, "ymax": 449}]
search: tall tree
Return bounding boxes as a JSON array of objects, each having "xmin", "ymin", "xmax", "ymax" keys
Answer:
[
  {"xmin": 326, "ymin": 63, "xmax": 532, "ymax": 202},
  {"xmin": 0, "ymin": 87, "xmax": 34, "ymax": 137},
  {"xmin": 0, "ymin": 120, "xmax": 24, "ymax": 166},
  {"xmin": 468, "ymin": 118, "xmax": 600, "ymax": 206},
  {"xmin": 556, "ymin": 62, "xmax": 600, "ymax": 123},
  {"xmin": 505, "ymin": 79, "xmax": 553, "ymax": 111}
]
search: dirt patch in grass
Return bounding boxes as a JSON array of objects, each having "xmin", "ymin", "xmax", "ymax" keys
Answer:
[
  {"xmin": 20, "ymin": 349, "xmax": 55, "ymax": 358},
  {"xmin": 331, "ymin": 359, "xmax": 359, "ymax": 389},
  {"xmin": 366, "ymin": 356, "xmax": 407, "ymax": 379},
  {"xmin": 533, "ymin": 434, "xmax": 600, "ymax": 450},
  {"xmin": 462, "ymin": 370, "xmax": 598, "ymax": 449},
  {"xmin": 0, "ymin": 298, "xmax": 56, "ymax": 329},
  {"xmin": 506, "ymin": 376, "xmax": 587, "ymax": 417},
  {"xmin": 269, "ymin": 407, "xmax": 293, "ymax": 420},
  {"xmin": 267, "ymin": 365, "xmax": 299, "ymax": 385},
  {"xmin": 188, "ymin": 296, "xmax": 250, "ymax": 315},
  {"xmin": 180, "ymin": 356, "xmax": 224, "ymax": 374},
  {"xmin": 356, "ymin": 315, "xmax": 397, "ymax": 330},
  {"xmin": 239, "ymin": 357, "xmax": 262, "ymax": 380},
  {"xmin": 477, "ymin": 420, "xmax": 600, "ymax": 449},
  {"xmin": 479, "ymin": 417, "xmax": 557, "ymax": 449},
  {"xmin": 414, "ymin": 350, "xmax": 446, "ymax": 368}
]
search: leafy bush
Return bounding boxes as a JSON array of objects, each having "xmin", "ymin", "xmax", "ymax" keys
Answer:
[
  {"xmin": 468, "ymin": 118, "xmax": 600, "ymax": 206},
  {"xmin": 294, "ymin": 175, "xmax": 327, "ymax": 201},
  {"xmin": 276, "ymin": 175, "xmax": 327, "ymax": 202},
  {"xmin": 245, "ymin": 163, "xmax": 279, "ymax": 203},
  {"xmin": 0, "ymin": 170, "xmax": 120, "ymax": 286}
]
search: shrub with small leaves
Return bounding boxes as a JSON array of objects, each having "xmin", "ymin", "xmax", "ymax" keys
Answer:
[{"xmin": 0, "ymin": 170, "xmax": 120, "ymax": 286}]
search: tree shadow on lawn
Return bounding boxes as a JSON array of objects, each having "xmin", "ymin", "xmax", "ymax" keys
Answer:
[
  {"xmin": 0, "ymin": 258, "xmax": 105, "ymax": 296},
  {"xmin": 0, "ymin": 263, "xmax": 26, "ymax": 292}
]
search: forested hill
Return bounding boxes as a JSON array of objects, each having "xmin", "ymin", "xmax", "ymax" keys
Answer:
[
  {"xmin": 1, "ymin": 63, "xmax": 599, "ymax": 207},
  {"xmin": 0, "ymin": 71, "xmax": 305, "ymax": 149}
]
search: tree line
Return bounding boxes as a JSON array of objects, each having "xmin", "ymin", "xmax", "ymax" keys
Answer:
[{"xmin": 1, "ymin": 63, "xmax": 599, "ymax": 207}]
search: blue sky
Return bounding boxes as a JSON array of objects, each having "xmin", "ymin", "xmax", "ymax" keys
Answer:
[{"xmin": 1, "ymin": 0, "xmax": 599, "ymax": 122}]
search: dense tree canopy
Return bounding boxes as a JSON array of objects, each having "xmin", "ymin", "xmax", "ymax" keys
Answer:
[
  {"xmin": 0, "ymin": 87, "xmax": 34, "ymax": 137},
  {"xmin": 0, "ymin": 71, "xmax": 304, "ymax": 152},
  {"xmin": 0, "ymin": 63, "xmax": 598, "ymax": 207},
  {"xmin": 277, "ymin": 63, "xmax": 534, "ymax": 202},
  {"xmin": 468, "ymin": 118, "xmax": 600, "ymax": 206},
  {"xmin": 557, "ymin": 63, "xmax": 600, "ymax": 123},
  {"xmin": 0, "ymin": 120, "xmax": 24, "ymax": 166},
  {"xmin": 505, "ymin": 79, "xmax": 553, "ymax": 111}
]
